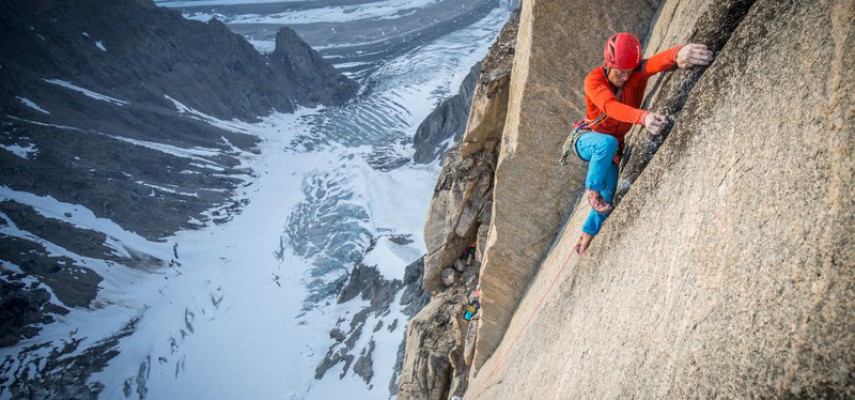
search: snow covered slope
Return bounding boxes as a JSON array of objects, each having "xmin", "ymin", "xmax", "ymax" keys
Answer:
[{"xmin": 1, "ymin": 1, "xmax": 513, "ymax": 399}]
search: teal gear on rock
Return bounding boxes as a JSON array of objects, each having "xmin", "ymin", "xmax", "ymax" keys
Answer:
[{"xmin": 463, "ymin": 299, "xmax": 480, "ymax": 323}]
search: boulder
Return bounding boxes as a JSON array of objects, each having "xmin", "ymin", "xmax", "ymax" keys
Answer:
[
  {"xmin": 441, "ymin": 267, "xmax": 461, "ymax": 287},
  {"xmin": 453, "ymin": 259, "xmax": 467, "ymax": 273},
  {"xmin": 397, "ymin": 291, "xmax": 466, "ymax": 400}
]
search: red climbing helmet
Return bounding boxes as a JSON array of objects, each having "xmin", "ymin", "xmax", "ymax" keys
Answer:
[{"xmin": 603, "ymin": 33, "xmax": 642, "ymax": 70}]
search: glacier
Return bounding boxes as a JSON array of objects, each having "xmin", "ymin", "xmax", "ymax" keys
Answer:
[{"xmin": 0, "ymin": 0, "xmax": 512, "ymax": 399}]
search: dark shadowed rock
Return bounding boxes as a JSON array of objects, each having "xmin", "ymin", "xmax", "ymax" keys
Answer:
[
  {"xmin": 412, "ymin": 63, "xmax": 481, "ymax": 164},
  {"xmin": 315, "ymin": 263, "xmax": 405, "ymax": 384},
  {"xmin": 0, "ymin": 201, "xmax": 159, "ymax": 269},
  {"xmin": 0, "ymin": 0, "xmax": 357, "ymax": 122},
  {"xmin": 353, "ymin": 340, "xmax": 375, "ymax": 384},
  {"xmin": 0, "ymin": 234, "xmax": 101, "ymax": 309},
  {"xmin": 0, "ymin": 280, "xmax": 52, "ymax": 347},
  {"xmin": 1, "ymin": 316, "xmax": 141, "ymax": 400},
  {"xmin": 399, "ymin": 257, "xmax": 431, "ymax": 317},
  {"xmin": 268, "ymin": 27, "xmax": 359, "ymax": 108}
]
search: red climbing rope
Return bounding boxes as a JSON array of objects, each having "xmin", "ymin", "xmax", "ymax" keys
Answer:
[{"xmin": 471, "ymin": 239, "xmax": 579, "ymax": 396}]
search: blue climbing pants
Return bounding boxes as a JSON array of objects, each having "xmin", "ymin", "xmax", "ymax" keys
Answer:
[{"xmin": 574, "ymin": 131, "xmax": 619, "ymax": 235}]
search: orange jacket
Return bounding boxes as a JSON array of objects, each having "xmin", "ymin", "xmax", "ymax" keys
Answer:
[{"xmin": 584, "ymin": 45, "xmax": 682, "ymax": 146}]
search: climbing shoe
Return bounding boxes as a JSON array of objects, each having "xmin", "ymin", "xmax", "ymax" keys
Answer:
[
  {"xmin": 574, "ymin": 232, "xmax": 593, "ymax": 256},
  {"xmin": 587, "ymin": 189, "xmax": 612, "ymax": 215},
  {"xmin": 573, "ymin": 238, "xmax": 585, "ymax": 256}
]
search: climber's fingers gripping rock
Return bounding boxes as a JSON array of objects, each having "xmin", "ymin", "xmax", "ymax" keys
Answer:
[
  {"xmin": 677, "ymin": 43, "xmax": 714, "ymax": 69},
  {"xmin": 644, "ymin": 112, "xmax": 669, "ymax": 135}
]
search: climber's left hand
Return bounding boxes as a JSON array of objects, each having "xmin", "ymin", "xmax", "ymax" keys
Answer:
[{"xmin": 677, "ymin": 43, "xmax": 714, "ymax": 69}]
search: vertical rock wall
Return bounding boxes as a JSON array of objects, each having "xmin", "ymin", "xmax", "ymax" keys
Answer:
[
  {"xmin": 465, "ymin": 0, "xmax": 854, "ymax": 398},
  {"xmin": 618, "ymin": 0, "xmax": 757, "ymax": 202},
  {"xmin": 398, "ymin": 11, "xmax": 519, "ymax": 400},
  {"xmin": 472, "ymin": 0, "xmax": 656, "ymax": 373},
  {"xmin": 396, "ymin": 290, "xmax": 466, "ymax": 400},
  {"xmin": 423, "ymin": 11, "xmax": 520, "ymax": 294}
]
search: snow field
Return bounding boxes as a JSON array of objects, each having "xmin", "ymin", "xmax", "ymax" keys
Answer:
[{"xmin": 1, "ymin": 1, "xmax": 510, "ymax": 398}]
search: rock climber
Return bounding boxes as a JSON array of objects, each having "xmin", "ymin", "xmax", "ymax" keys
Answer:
[{"xmin": 569, "ymin": 32, "xmax": 714, "ymax": 255}]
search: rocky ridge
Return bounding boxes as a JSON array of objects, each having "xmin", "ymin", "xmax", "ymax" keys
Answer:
[
  {"xmin": 397, "ymin": 9, "xmax": 519, "ymax": 400},
  {"xmin": 0, "ymin": 0, "xmax": 357, "ymax": 122},
  {"xmin": 183, "ymin": 0, "xmax": 515, "ymax": 80},
  {"xmin": 312, "ymin": 257, "xmax": 430, "ymax": 398}
]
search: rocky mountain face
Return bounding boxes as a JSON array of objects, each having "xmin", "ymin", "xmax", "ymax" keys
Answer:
[
  {"xmin": 397, "ymin": 10, "xmax": 518, "ymax": 400},
  {"xmin": 0, "ymin": 0, "xmax": 355, "ymax": 350},
  {"xmin": 404, "ymin": 0, "xmax": 854, "ymax": 398},
  {"xmin": 0, "ymin": 0, "xmax": 357, "ymax": 122},
  {"xmin": 314, "ymin": 257, "xmax": 431, "ymax": 397},
  {"xmin": 412, "ymin": 62, "xmax": 481, "ymax": 164},
  {"xmin": 267, "ymin": 27, "xmax": 359, "ymax": 108}
]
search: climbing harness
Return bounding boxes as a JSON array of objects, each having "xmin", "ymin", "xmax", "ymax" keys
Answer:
[{"xmin": 559, "ymin": 88, "xmax": 622, "ymax": 166}]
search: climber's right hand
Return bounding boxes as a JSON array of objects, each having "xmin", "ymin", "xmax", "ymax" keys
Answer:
[{"xmin": 644, "ymin": 112, "xmax": 669, "ymax": 135}]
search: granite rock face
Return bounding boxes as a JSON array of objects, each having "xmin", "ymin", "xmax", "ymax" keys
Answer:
[
  {"xmin": 464, "ymin": 0, "xmax": 855, "ymax": 398},
  {"xmin": 397, "ymin": 289, "xmax": 466, "ymax": 400},
  {"xmin": 398, "ymin": 11, "xmax": 519, "ymax": 399},
  {"xmin": 397, "ymin": 261, "xmax": 480, "ymax": 400},
  {"xmin": 422, "ymin": 10, "xmax": 519, "ymax": 294},
  {"xmin": 617, "ymin": 0, "xmax": 757, "ymax": 202},
  {"xmin": 472, "ymin": 0, "xmax": 656, "ymax": 373}
]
